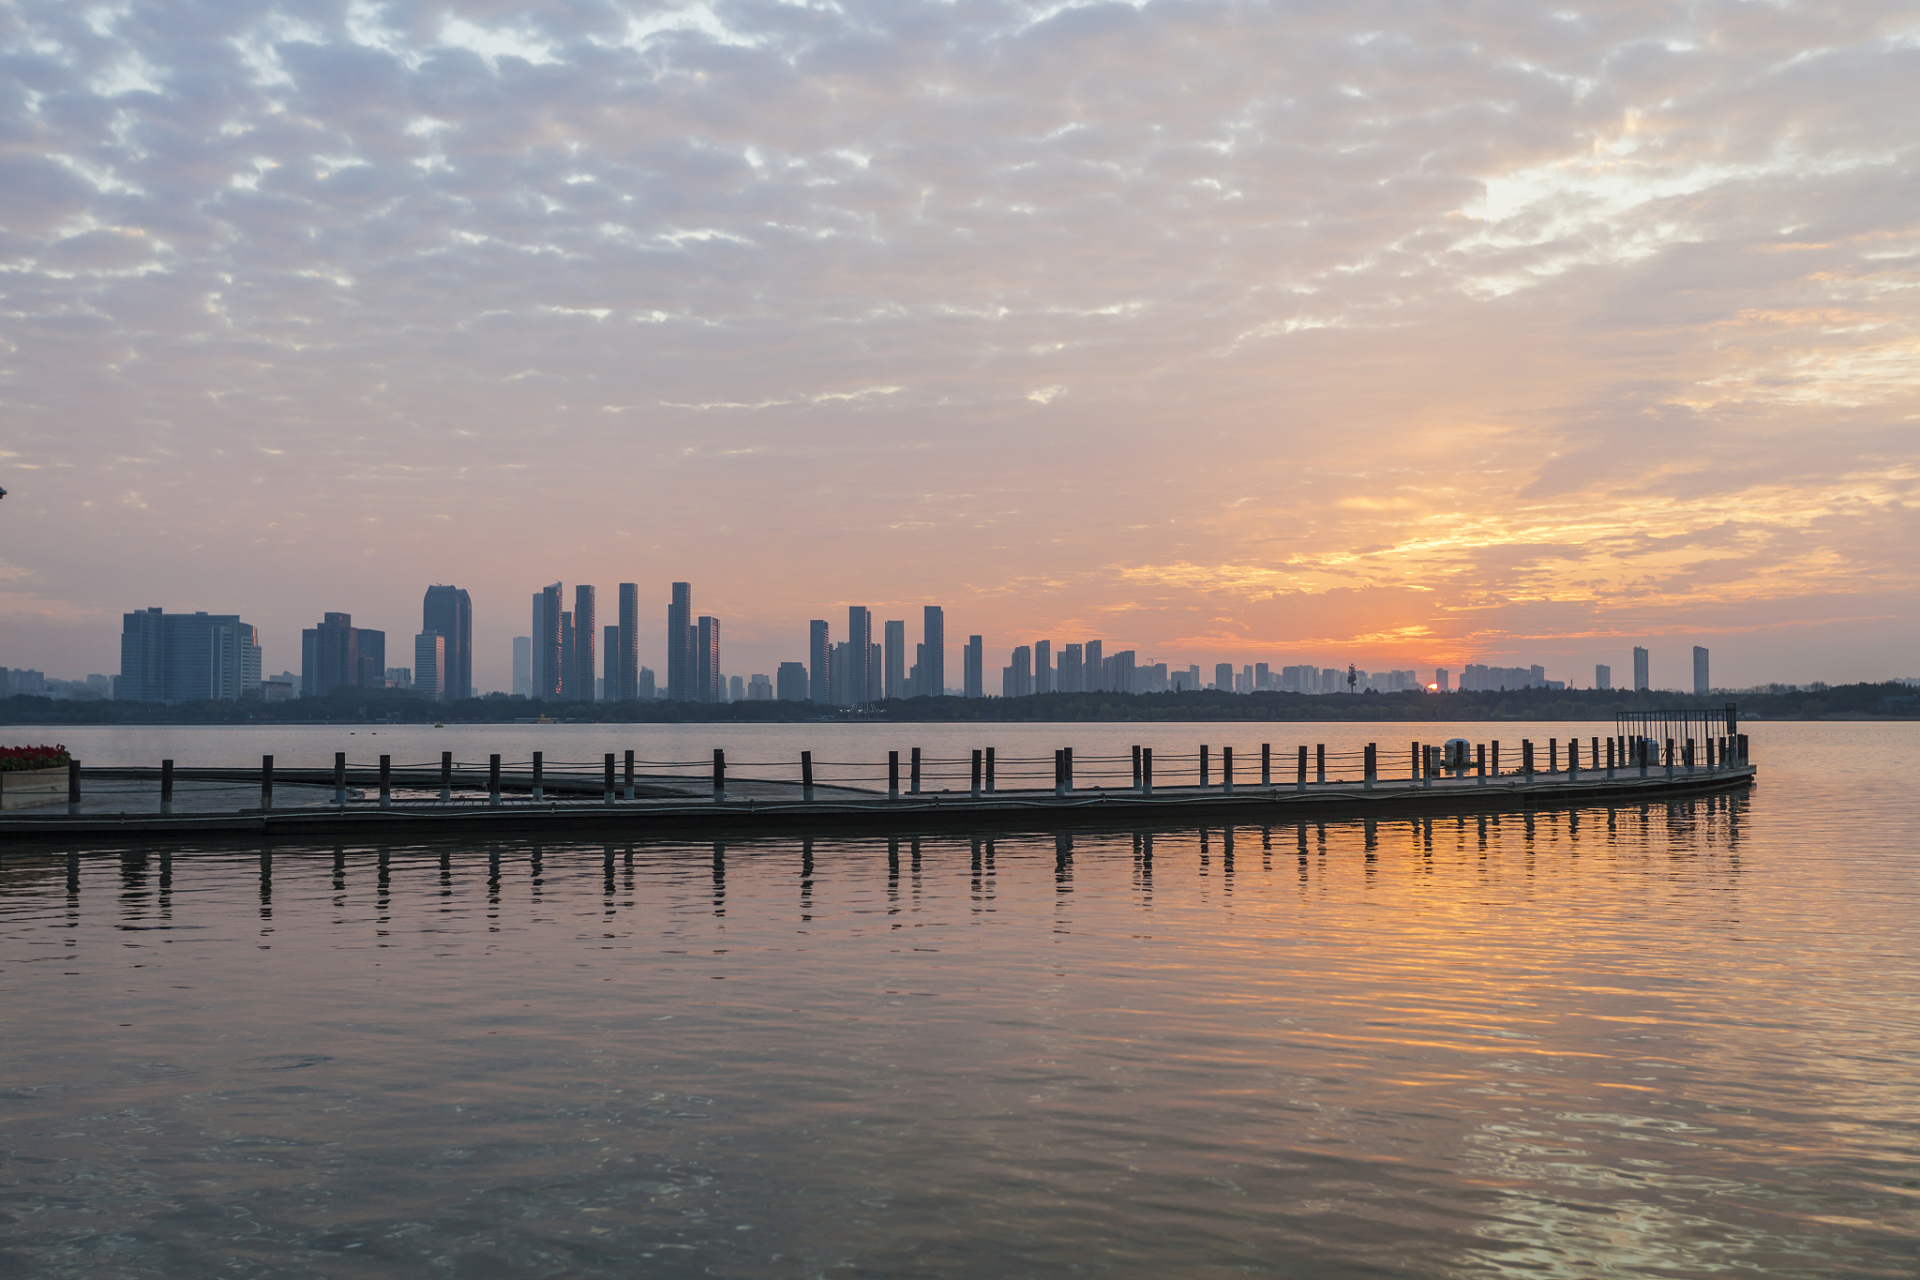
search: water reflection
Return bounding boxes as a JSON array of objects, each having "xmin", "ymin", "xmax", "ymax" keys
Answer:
[{"xmin": 0, "ymin": 789, "xmax": 1910, "ymax": 1280}]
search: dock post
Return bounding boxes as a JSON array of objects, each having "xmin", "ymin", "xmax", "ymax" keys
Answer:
[
  {"xmin": 1261, "ymin": 743, "xmax": 1270, "ymax": 787},
  {"xmin": 1665, "ymin": 738, "xmax": 1675, "ymax": 778},
  {"xmin": 1054, "ymin": 749, "xmax": 1065, "ymax": 797},
  {"xmin": 262, "ymin": 754, "xmax": 275, "ymax": 811},
  {"xmin": 986, "ymin": 748, "xmax": 995, "ymax": 794},
  {"xmin": 440, "ymin": 751, "xmax": 452, "ymax": 802},
  {"xmin": 604, "ymin": 753, "xmax": 615, "ymax": 806},
  {"xmin": 713, "ymin": 748, "xmax": 726, "ymax": 803},
  {"xmin": 1131, "ymin": 745, "xmax": 1141, "ymax": 789},
  {"xmin": 1491, "ymin": 741, "xmax": 1501, "ymax": 777},
  {"xmin": 1141, "ymin": 748, "xmax": 1153, "ymax": 795},
  {"xmin": 625, "ymin": 750, "xmax": 635, "ymax": 801},
  {"xmin": 1296, "ymin": 745, "xmax": 1307, "ymax": 791},
  {"xmin": 803, "ymin": 751, "xmax": 816, "ymax": 802},
  {"xmin": 67, "ymin": 757, "xmax": 81, "ymax": 815},
  {"xmin": 161, "ymin": 758, "xmax": 174, "ymax": 815},
  {"xmin": 1316, "ymin": 744, "xmax": 1326, "ymax": 785},
  {"xmin": 379, "ymin": 755, "xmax": 392, "ymax": 809},
  {"xmin": 489, "ymin": 754, "xmax": 502, "ymax": 807},
  {"xmin": 1605, "ymin": 738, "xmax": 1614, "ymax": 778},
  {"xmin": 1477, "ymin": 743, "xmax": 1486, "ymax": 786},
  {"xmin": 532, "ymin": 751, "xmax": 544, "ymax": 801},
  {"xmin": 334, "ymin": 752, "xmax": 347, "ymax": 806},
  {"xmin": 1523, "ymin": 740, "xmax": 1534, "ymax": 778},
  {"xmin": 889, "ymin": 751, "xmax": 900, "ymax": 801},
  {"xmin": 1422, "ymin": 745, "xmax": 1432, "ymax": 789},
  {"xmin": 1740, "ymin": 733, "xmax": 1750, "ymax": 765},
  {"xmin": 970, "ymin": 749, "xmax": 981, "ymax": 799},
  {"xmin": 1549, "ymin": 738, "xmax": 1558, "ymax": 774},
  {"xmin": 1685, "ymin": 738, "xmax": 1695, "ymax": 773},
  {"xmin": 1063, "ymin": 747, "xmax": 1073, "ymax": 794},
  {"xmin": 1364, "ymin": 744, "xmax": 1375, "ymax": 789},
  {"xmin": 1199, "ymin": 745, "xmax": 1209, "ymax": 789},
  {"xmin": 1568, "ymin": 739, "xmax": 1579, "ymax": 779},
  {"xmin": 1410, "ymin": 741, "xmax": 1419, "ymax": 783},
  {"xmin": 911, "ymin": 748, "xmax": 922, "ymax": 795},
  {"xmin": 1222, "ymin": 746, "xmax": 1233, "ymax": 794}
]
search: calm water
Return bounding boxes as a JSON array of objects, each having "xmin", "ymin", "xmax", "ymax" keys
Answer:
[{"xmin": 2, "ymin": 722, "xmax": 1916, "ymax": 1278}]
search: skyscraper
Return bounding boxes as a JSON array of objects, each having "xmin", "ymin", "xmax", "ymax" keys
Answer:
[
  {"xmin": 301, "ymin": 612, "xmax": 382, "ymax": 697},
  {"xmin": 559, "ymin": 611, "xmax": 574, "ymax": 698},
  {"xmin": 1693, "ymin": 646, "xmax": 1709, "ymax": 696},
  {"xmin": 809, "ymin": 620, "xmax": 830, "ymax": 702},
  {"xmin": 884, "ymin": 619, "xmax": 906, "ymax": 700},
  {"xmin": 668, "ymin": 583, "xmax": 693, "ymax": 702},
  {"xmin": 1034, "ymin": 640, "xmax": 1052, "ymax": 694},
  {"xmin": 533, "ymin": 583, "xmax": 563, "ymax": 700},
  {"xmin": 572, "ymin": 585, "xmax": 596, "ymax": 702},
  {"xmin": 603, "ymin": 625, "xmax": 619, "ymax": 701},
  {"xmin": 964, "ymin": 635, "xmax": 984, "ymax": 698},
  {"xmin": 1004, "ymin": 645, "xmax": 1032, "ymax": 698},
  {"xmin": 1596, "ymin": 663, "xmax": 1611, "ymax": 691},
  {"xmin": 777, "ymin": 662, "xmax": 808, "ymax": 701},
  {"xmin": 120, "ymin": 608, "xmax": 262, "ymax": 703},
  {"xmin": 697, "ymin": 615, "xmax": 722, "ymax": 703},
  {"xmin": 1633, "ymin": 646, "xmax": 1650, "ymax": 691},
  {"xmin": 1084, "ymin": 640, "xmax": 1103, "ymax": 691},
  {"xmin": 1215, "ymin": 662, "xmax": 1233, "ymax": 692},
  {"xmin": 868, "ymin": 642, "xmax": 883, "ymax": 704},
  {"xmin": 616, "ymin": 584, "xmax": 639, "ymax": 701},
  {"xmin": 414, "ymin": 631, "xmax": 445, "ymax": 702},
  {"xmin": 1058, "ymin": 643, "xmax": 1083, "ymax": 693},
  {"xmin": 922, "ymin": 606, "xmax": 945, "ymax": 698},
  {"xmin": 847, "ymin": 607, "xmax": 872, "ymax": 707},
  {"xmin": 421, "ymin": 585, "xmax": 472, "ymax": 701},
  {"xmin": 512, "ymin": 636, "xmax": 531, "ymax": 697}
]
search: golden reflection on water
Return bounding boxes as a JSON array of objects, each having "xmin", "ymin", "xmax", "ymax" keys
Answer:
[{"xmin": 1, "ymin": 786, "xmax": 1915, "ymax": 1279}]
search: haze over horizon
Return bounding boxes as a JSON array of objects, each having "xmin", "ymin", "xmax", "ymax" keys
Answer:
[{"xmin": 3, "ymin": 0, "xmax": 1916, "ymax": 693}]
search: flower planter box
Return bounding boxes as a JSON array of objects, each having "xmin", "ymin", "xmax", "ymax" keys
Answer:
[{"xmin": 1, "ymin": 766, "xmax": 69, "ymax": 810}]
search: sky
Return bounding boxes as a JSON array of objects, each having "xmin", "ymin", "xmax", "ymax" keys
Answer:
[{"xmin": 2, "ymin": 0, "xmax": 1917, "ymax": 694}]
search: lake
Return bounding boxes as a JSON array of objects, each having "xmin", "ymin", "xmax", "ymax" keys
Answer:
[{"xmin": 1, "ymin": 720, "xmax": 1915, "ymax": 1277}]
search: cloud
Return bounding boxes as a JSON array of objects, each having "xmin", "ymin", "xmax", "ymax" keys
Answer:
[{"xmin": 0, "ymin": 0, "xmax": 1915, "ymax": 687}]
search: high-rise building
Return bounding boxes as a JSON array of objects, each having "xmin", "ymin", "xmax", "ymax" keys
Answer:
[
  {"xmin": 884, "ymin": 620, "xmax": 906, "ymax": 701},
  {"xmin": 421, "ymin": 586, "xmax": 472, "ymax": 701},
  {"xmin": 777, "ymin": 662, "xmax": 808, "ymax": 701},
  {"xmin": 921, "ymin": 606, "xmax": 945, "ymax": 699},
  {"xmin": 119, "ymin": 608, "xmax": 262, "ymax": 703},
  {"xmin": 563, "ymin": 586, "xmax": 595, "ymax": 701},
  {"xmin": 847, "ymin": 607, "xmax": 872, "ymax": 707},
  {"xmin": 729, "ymin": 674, "xmax": 744, "ymax": 703},
  {"xmin": 1693, "ymin": 646, "xmax": 1709, "ymax": 695},
  {"xmin": 1084, "ymin": 640, "xmax": 1103, "ymax": 692},
  {"xmin": 639, "ymin": 667, "xmax": 657, "ymax": 700},
  {"xmin": 697, "ymin": 615, "xmax": 722, "ymax": 703},
  {"xmin": 603, "ymin": 625, "xmax": 619, "ymax": 701},
  {"xmin": 1033, "ymin": 640, "xmax": 1052, "ymax": 694},
  {"xmin": 668, "ymin": 583, "xmax": 694, "ymax": 702},
  {"xmin": 533, "ymin": 584, "xmax": 563, "ymax": 700},
  {"xmin": 512, "ymin": 637, "xmax": 531, "ymax": 697},
  {"xmin": 1435, "ymin": 668, "xmax": 1450, "ymax": 692},
  {"xmin": 1057, "ymin": 643, "xmax": 1083, "ymax": 694},
  {"xmin": 302, "ymin": 612, "xmax": 362, "ymax": 697},
  {"xmin": 1633, "ymin": 646, "xmax": 1650, "ymax": 691},
  {"xmin": 748, "ymin": 673, "xmax": 772, "ymax": 701},
  {"xmin": 414, "ymin": 631, "xmax": 445, "ymax": 702},
  {"xmin": 1595, "ymin": 663, "xmax": 1611, "ymax": 691},
  {"xmin": 616, "ymin": 584, "xmax": 639, "ymax": 701},
  {"xmin": 1255, "ymin": 662, "xmax": 1270, "ymax": 691},
  {"xmin": 1108, "ymin": 650, "xmax": 1137, "ymax": 694},
  {"xmin": 1004, "ymin": 645, "xmax": 1032, "ymax": 698},
  {"xmin": 964, "ymin": 635, "xmax": 984, "ymax": 698},
  {"xmin": 1214, "ymin": 662, "xmax": 1233, "ymax": 692},
  {"xmin": 808, "ymin": 620, "xmax": 830, "ymax": 703},
  {"xmin": 868, "ymin": 642, "xmax": 883, "ymax": 703},
  {"xmin": 829, "ymin": 641, "xmax": 851, "ymax": 706}
]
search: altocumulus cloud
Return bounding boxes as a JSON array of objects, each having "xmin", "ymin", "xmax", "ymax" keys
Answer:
[{"xmin": 1, "ymin": 0, "xmax": 1917, "ymax": 685}]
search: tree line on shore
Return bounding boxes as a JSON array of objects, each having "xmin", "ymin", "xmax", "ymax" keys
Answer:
[{"xmin": 2, "ymin": 682, "xmax": 1914, "ymax": 725}]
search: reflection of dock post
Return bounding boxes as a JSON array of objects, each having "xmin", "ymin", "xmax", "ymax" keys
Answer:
[
  {"xmin": 803, "ymin": 751, "xmax": 815, "ymax": 802},
  {"xmin": 488, "ymin": 753, "xmax": 502, "ymax": 806},
  {"xmin": 261, "ymin": 754, "xmax": 274, "ymax": 811}
]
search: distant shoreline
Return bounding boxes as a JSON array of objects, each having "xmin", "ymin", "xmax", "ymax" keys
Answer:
[{"xmin": 3, "ymin": 682, "xmax": 1912, "ymax": 727}]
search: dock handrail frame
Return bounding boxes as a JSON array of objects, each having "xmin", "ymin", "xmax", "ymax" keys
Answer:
[{"xmin": 1617, "ymin": 703, "xmax": 1737, "ymax": 745}]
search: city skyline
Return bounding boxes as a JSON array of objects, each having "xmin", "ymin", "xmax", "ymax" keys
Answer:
[{"xmin": 2, "ymin": 3, "xmax": 1916, "ymax": 694}]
